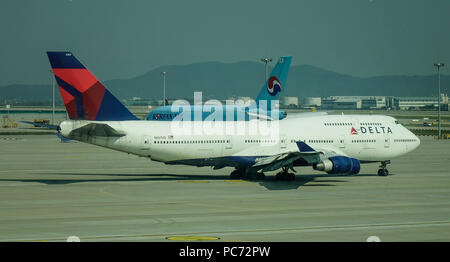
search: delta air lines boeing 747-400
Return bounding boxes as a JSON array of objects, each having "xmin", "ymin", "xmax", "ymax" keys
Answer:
[{"xmin": 47, "ymin": 52, "xmax": 420, "ymax": 181}]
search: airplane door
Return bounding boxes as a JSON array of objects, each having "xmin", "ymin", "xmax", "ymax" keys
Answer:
[
  {"xmin": 143, "ymin": 135, "xmax": 151, "ymax": 146},
  {"xmin": 141, "ymin": 135, "xmax": 151, "ymax": 155},
  {"xmin": 225, "ymin": 136, "xmax": 232, "ymax": 149},
  {"xmin": 384, "ymin": 134, "xmax": 390, "ymax": 148},
  {"xmin": 339, "ymin": 135, "xmax": 345, "ymax": 148},
  {"xmin": 280, "ymin": 134, "xmax": 287, "ymax": 149}
]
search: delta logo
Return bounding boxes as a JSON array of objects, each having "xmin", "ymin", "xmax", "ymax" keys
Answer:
[{"xmin": 351, "ymin": 126, "xmax": 393, "ymax": 134}]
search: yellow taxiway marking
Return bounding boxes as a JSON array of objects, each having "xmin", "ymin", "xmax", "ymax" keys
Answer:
[
  {"xmin": 178, "ymin": 180, "xmax": 210, "ymax": 183},
  {"xmin": 225, "ymin": 180, "xmax": 248, "ymax": 183},
  {"xmin": 166, "ymin": 236, "xmax": 220, "ymax": 241}
]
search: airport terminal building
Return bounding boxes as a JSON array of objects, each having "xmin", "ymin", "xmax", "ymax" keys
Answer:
[{"xmin": 299, "ymin": 94, "xmax": 449, "ymax": 111}]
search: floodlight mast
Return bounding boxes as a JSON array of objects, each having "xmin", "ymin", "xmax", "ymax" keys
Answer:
[
  {"xmin": 260, "ymin": 58, "xmax": 273, "ymax": 81},
  {"xmin": 161, "ymin": 71, "xmax": 167, "ymax": 105},
  {"xmin": 434, "ymin": 63, "xmax": 444, "ymax": 139}
]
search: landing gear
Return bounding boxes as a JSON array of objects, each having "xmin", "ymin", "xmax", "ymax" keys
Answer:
[
  {"xmin": 256, "ymin": 172, "xmax": 266, "ymax": 181},
  {"xmin": 275, "ymin": 167, "xmax": 296, "ymax": 181},
  {"xmin": 377, "ymin": 169, "xmax": 389, "ymax": 176},
  {"xmin": 229, "ymin": 169, "xmax": 265, "ymax": 180},
  {"xmin": 378, "ymin": 160, "xmax": 390, "ymax": 176},
  {"xmin": 230, "ymin": 169, "xmax": 244, "ymax": 179}
]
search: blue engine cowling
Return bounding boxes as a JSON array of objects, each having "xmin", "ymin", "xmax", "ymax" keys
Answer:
[{"xmin": 314, "ymin": 156, "xmax": 360, "ymax": 175}]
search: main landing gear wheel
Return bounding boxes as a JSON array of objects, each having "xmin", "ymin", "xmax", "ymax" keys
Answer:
[
  {"xmin": 275, "ymin": 167, "xmax": 296, "ymax": 181},
  {"xmin": 256, "ymin": 172, "xmax": 266, "ymax": 181},
  {"xmin": 230, "ymin": 169, "xmax": 244, "ymax": 179},
  {"xmin": 230, "ymin": 169, "xmax": 265, "ymax": 180},
  {"xmin": 377, "ymin": 169, "xmax": 389, "ymax": 176},
  {"xmin": 378, "ymin": 160, "xmax": 391, "ymax": 176}
]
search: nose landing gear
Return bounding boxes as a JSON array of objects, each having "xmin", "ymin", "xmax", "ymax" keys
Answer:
[{"xmin": 378, "ymin": 160, "xmax": 391, "ymax": 176}]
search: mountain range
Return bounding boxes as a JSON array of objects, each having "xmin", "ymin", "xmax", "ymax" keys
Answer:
[{"xmin": 0, "ymin": 61, "xmax": 448, "ymax": 104}]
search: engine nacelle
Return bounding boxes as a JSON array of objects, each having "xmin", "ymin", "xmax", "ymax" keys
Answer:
[{"xmin": 314, "ymin": 156, "xmax": 360, "ymax": 175}]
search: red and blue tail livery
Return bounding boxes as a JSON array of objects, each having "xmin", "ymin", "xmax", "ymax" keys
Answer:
[{"xmin": 47, "ymin": 52, "xmax": 138, "ymax": 121}]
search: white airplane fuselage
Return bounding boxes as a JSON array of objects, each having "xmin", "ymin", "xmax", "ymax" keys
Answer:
[{"xmin": 59, "ymin": 114, "xmax": 420, "ymax": 170}]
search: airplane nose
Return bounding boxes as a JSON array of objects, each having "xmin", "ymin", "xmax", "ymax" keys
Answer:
[
  {"xmin": 414, "ymin": 134, "xmax": 421, "ymax": 149},
  {"xmin": 404, "ymin": 126, "xmax": 420, "ymax": 152},
  {"xmin": 409, "ymin": 131, "xmax": 421, "ymax": 151}
]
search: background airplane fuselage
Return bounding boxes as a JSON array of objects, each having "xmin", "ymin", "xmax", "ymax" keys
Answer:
[{"xmin": 145, "ymin": 104, "xmax": 286, "ymax": 121}]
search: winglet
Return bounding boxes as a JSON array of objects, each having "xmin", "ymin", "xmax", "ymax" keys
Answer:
[{"xmin": 296, "ymin": 141, "xmax": 315, "ymax": 152}]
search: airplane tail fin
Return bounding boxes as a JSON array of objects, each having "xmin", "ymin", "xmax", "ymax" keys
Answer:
[
  {"xmin": 255, "ymin": 56, "xmax": 292, "ymax": 110},
  {"xmin": 46, "ymin": 52, "xmax": 138, "ymax": 121}
]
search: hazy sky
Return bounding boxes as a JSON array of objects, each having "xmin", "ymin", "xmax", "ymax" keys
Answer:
[{"xmin": 0, "ymin": 0, "xmax": 449, "ymax": 85}]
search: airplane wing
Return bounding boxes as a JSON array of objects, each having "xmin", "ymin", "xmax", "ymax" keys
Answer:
[
  {"xmin": 253, "ymin": 151, "xmax": 320, "ymax": 172},
  {"xmin": 250, "ymin": 141, "xmax": 347, "ymax": 172},
  {"xmin": 69, "ymin": 123, "xmax": 125, "ymax": 137},
  {"xmin": 251, "ymin": 141, "xmax": 320, "ymax": 172}
]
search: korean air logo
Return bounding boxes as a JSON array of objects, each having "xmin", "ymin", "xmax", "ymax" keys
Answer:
[{"xmin": 267, "ymin": 76, "xmax": 282, "ymax": 96}]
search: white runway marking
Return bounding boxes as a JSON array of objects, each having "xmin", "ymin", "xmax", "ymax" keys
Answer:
[{"xmin": 8, "ymin": 220, "xmax": 450, "ymax": 242}]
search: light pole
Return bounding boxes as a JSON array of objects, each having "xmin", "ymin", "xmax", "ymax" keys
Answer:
[
  {"xmin": 434, "ymin": 63, "xmax": 444, "ymax": 139},
  {"xmin": 260, "ymin": 58, "xmax": 273, "ymax": 82},
  {"xmin": 161, "ymin": 71, "xmax": 167, "ymax": 105}
]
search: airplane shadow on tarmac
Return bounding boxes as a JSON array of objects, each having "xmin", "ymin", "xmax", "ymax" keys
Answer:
[
  {"xmin": 256, "ymin": 174, "xmax": 382, "ymax": 190},
  {"xmin": 0, "ymin": 173, "xmax": 383, "ymax": 191}
]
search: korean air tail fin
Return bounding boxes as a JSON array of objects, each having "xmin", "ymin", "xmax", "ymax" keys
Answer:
[
  {"xmin": 46, "ymin": 51, "xmax": 138, "ymax": 121},
  {"xmin": 255, "ymin": 56, "xmax": 292, "ymax": 110}
]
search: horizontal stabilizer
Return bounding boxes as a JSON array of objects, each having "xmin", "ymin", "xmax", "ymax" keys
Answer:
[
  {"xmin": 69, "ymin": 123, "xmax": 125, "ymax": 138},
  {"xmin": 19, "ymin": 120, "xmax": 59, "ymax": 130},
  {"xmin": 54, "ymin": 132, "xmax": 73, "ymax": 143},
  {"xmin": 244, "ymin": 111, "xmax": 274, "ymax": 121}
]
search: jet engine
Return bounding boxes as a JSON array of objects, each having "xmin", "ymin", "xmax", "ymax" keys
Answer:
[{"xmin": 314, "ymin": 156, "xmax": 360, "ymax": 175}]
